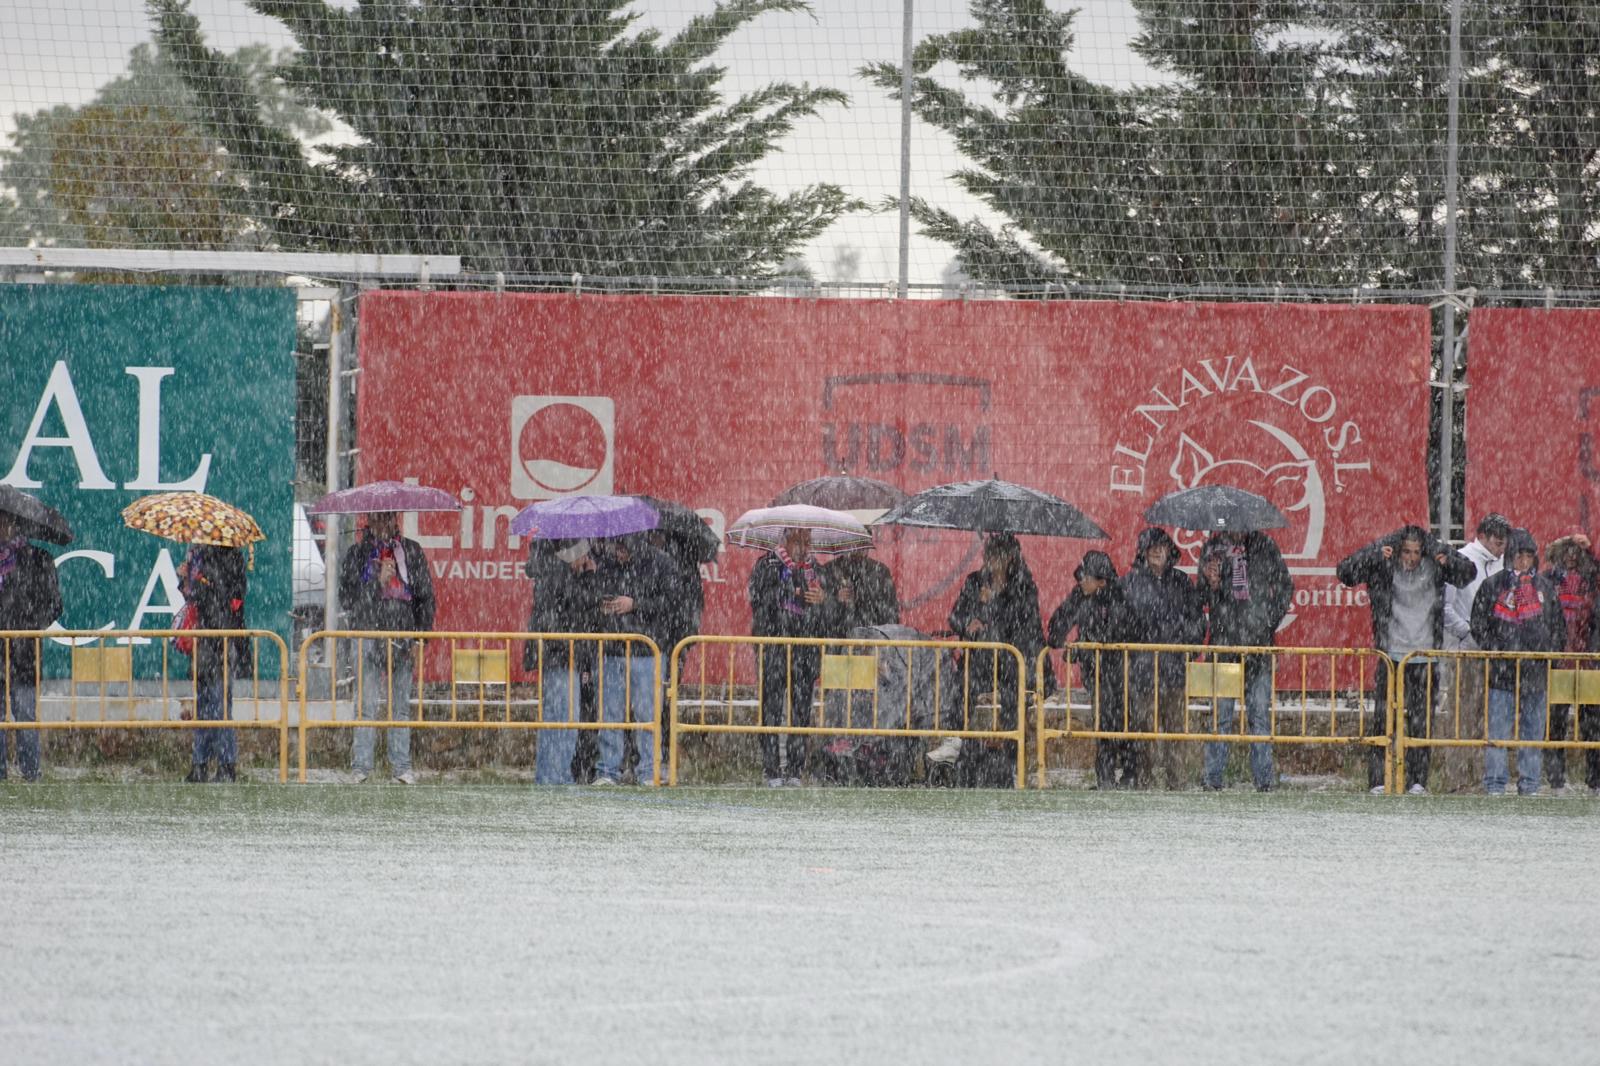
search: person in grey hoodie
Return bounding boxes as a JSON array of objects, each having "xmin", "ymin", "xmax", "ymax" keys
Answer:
[
  {"xmin": 1337, "ymin": 525, "xmax": 1474, "ymax": 794},
  {"xmin": 1470, "ymin": 528, "xmax": 1565, "ymax": 796}
]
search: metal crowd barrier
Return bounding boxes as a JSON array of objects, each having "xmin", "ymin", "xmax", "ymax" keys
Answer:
[
  {"xmin": 1036, "ymin": 642, "xmax": 1397, "ymax": 792},
  {"xmin": 1396, "ymin": 649, "xmax": 1600, "ymax": 777},
  {"xmin": 0, "ymin": 628, "xmax": 292, "ymax": 782},
  {"xmin": 295, "ymin": 630, "xmax": 662, "ymax": 783},
  {"xmin": 668, "ymin": 635, "xmax": 1030, "ymax": 788}
]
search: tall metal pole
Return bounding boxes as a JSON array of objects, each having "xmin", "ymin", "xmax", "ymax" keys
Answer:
[
  {"xmin": 898, "ymin": 0, "xmax": 914, "ymax": 299},
  {"xmin": 1438, "ymin": 0, "xmax": 1464, "ymax": 539},
  {"xmin": 323, "ymin": 295, "xmax": 343, "ymax": 637}
]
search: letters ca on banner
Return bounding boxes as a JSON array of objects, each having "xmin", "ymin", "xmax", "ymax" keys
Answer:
[
  {"xmin": 356, "ymin": 293, "xmax": 1429, "ymax": 678},
  {"xmin": 0, "ymin": 285, "xmax": 296, "ymax": 676}
]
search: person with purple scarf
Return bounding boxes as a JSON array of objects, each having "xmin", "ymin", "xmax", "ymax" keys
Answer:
[
  {"xmin": 0, "ymin": 514, "xmax": 62, "ymax": 782},
  {"xmin": 339, "ymin": 511, "xmax": 436, "ymax": 784},
  {"xmin": 177, "ymin": 543, "xmax": 249, "ymax": 782},
  {"xmin": 749, "ymin": 527, "xmax": 833, "ymax": 786}
]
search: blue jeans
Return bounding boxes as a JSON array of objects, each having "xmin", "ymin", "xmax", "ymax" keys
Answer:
[
  {"xmin": 535, "ymin": 662, "xmax": 585, "ymax": 785},
  {"xmin": 0, "ymin": 684, "xmax": 40, "ymax": 781},
  {"xmin": 192, "ymin": 678, "xmax": 237, "ymax": 768},
  {"xmin": 1487, "ymin": 684, "xmax": 1547, "ymax": 795},
  {"xmin": 598, "ymin": 653, "xmax": 662, "ymax": 784},
  {"xmin": 352, "ymin": 640, "xmax": 414, "ymax": 775},
  {"xmin": 1203, "ymin": 660, "xmax": 1276, "ymax": 790}
]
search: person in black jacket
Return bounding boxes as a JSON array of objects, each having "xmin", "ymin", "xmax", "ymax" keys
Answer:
[
  {"xmin": 749, "ymin": 527, "xmax": 833, "ymax": 785},
  {"xmin": 822, "ymin": 546, "xmax": 900, "ymax": 632},
  {"xmin": 1337, "ymin": 524, "xmax": 1474, "ymax": 794},
  {"xmin": 1121, "ymin": 528, "xmax": 1205, "ymax": 789},
  {"xmin": 339, "ymin": 511, "xmax": 436, "ymax": 784},
  {"xmin": 178, "ymin": 543, "xmax": 250, "ymax": 783},
  {"xmin": 942, "ymin": 533, "xmax": 1045, "ymax": 788},
  {"xmin": 642, "ymin": 529, "xmax": 705, "ymax": 772},
  {"xmin": 1197, "ymin": 530, "xmax": 1293, "ymax": 791},
  {"xmin": 1048, "ymin": 551, "xmax": 1138, "ymax": 789},
  {"xmin": 526, "ymin": 538, "xmax": 601, "ymax": 785},
  {"xmin": 0, "ymin": 514, "xmax": 62, "ymax": 782},
  {"xmin": 1471, "ymin": 528, "xmax": 1566, "ymax": 796},
  {"xmin": 593, "ymin": 535, "xmax": 684, "ymax": 785}
]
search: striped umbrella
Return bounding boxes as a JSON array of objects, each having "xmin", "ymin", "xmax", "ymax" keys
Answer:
[{"xmin": 726, "ymin": 504, "xmax": 872, "ymax": 555}]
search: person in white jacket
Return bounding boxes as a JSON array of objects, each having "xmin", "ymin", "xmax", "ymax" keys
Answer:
[{"xmin": 1438, "ymin": 512, "xmax": 1509, "ymax": 789}]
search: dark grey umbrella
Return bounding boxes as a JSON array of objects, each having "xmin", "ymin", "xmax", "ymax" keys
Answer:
[
  {"xmin": 878, "ymin": 478, "xmax": 1108, "ymax": 538},
  {"xmin": 0, "ymin": 484, "xmax": 73, "ymax": 545},
  {"xmin": 1144, "ymin": 485, "xmax": 1288, "ymax": 532},
  {"xmin": 627, "ymin": 495, "xmax": 720, "ymax": 563},
  {"xmin": 771, "ymin": 474, "xmax": 907, "ymax": 513}
]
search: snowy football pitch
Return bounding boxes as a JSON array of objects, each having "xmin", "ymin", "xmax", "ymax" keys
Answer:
[{"xmin": 2, "ymin": 784, "xmax": 1596, "ymax": 1064}]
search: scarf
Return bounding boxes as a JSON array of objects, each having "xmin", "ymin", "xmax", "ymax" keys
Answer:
[
  {"xmin": 1556, "ymin": 569, "xmax": 1592, "ymax": 650},
  {"xmin": 361, "ymin": 537, "xmax": 413, "ymax": 601},
  {"xmin": 0, "ymin": 536, "xmax": 23, "ymax": 590},
  {"xmin": 1228, "ymin": 544, "xmax": 1251, "ymax": 601},
  {"xmin": 774, "ymin": 546, "xmax": 817, "ymax": 616},
  {"xmin": 1494, "ymin": 571, "xmax": 1543, "ymax": 624}
]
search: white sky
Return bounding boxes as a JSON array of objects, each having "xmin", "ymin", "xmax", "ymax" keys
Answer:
[{"xmin": 0, "ymin": 0, "xmax": 1161, "ymax": 285}]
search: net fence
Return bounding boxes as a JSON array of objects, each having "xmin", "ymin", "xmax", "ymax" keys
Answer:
[{"xmin": 2, "ymin": 1, "xmax": 1597, "ymax": 299}]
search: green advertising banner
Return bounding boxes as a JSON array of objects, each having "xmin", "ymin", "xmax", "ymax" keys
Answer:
[{"xmin": 0, "ymin": 284, "xmax": 296, "ymax": 678}]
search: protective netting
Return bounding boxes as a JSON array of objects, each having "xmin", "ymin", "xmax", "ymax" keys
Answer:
[{"xmin": 2, "ymin": 1, "xmax": 1597, "ymax": 295}]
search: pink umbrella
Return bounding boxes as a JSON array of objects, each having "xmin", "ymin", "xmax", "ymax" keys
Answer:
[{"xmin": 306, "ymin": 480, "xmax": 461, "ymax": 515}]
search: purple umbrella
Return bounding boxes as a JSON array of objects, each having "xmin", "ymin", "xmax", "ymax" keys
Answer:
[
  {"xmin": 511, "ymin": 495, "xmax": 659, "ymax": 539},
  {"xmin": 307, "ymin": 481, "xmax": 461, "ymax": 515}
]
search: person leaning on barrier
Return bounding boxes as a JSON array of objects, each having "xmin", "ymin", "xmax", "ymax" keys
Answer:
[
  {"xmin": 526, "ymin": 538, "xmax": 602, "ymax": 785},
  {"xmin": 1542, "ymin": 532, "xmax": 1600, "ymax": 795},
  {"xmin": 1336, "ymin": 525, "xmax": 1474, "ymax": 795},
  {"xmin": 1047, "ymin": 550, "xmax": 1138, "ymax": 790},
  {"xmin": 591, "ymin": 535, "xmax": 684, "ymax": 786},
  {"xmin": 937, "ymin": 533, "xmax": 1046, "ymax": 787},
  {"xmin": 749, "ymin": 527, "xmax": 834, "ymax": 787},
  {"xmin": 178, "ymin": 544, "xmax": 250, "ymax": 784},
  {"xmin": 1470, "ymin": 528, "xmax": 1565, "ymax": 797},
  {"xmin": 0, "ymin": 514, "xmax": 62, "ymax": 783},
  {"xmin": 1120, "ymin": 528, "xmax": 1205, "ymax": 790},
  {"xmin": 1197, "ymin": 530, "xmax": 1293, "ymax": 792},
  {"xmin": 1438, "ymin": 512, "xmax": 1508, "ymax": 790},
  {"xmin": 339, "ymin": 511, "xmax": 436, "ymax": 785}
]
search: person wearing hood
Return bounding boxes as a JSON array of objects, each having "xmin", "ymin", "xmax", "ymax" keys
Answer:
[
  {"xmin": 642, "ymin": 528, "xmax": 705, "ymax": 773},
  {"xmin": 526, "ymin": 538, "xmax": 602, "ymax": 785},
  {"xmin": 1438, "ymin": 512, "xmax": 1509, "ymax": 790},
  {"xmin": 938, "ymin": 533, "xmax": 1046, "ymax": 787},
  {"xmin": 592, "ymin": 535, "xmax": 684, "ymax": 785},
  {"xmin": 1197, "ymin": 529, "xmax": 1293, "ymax": 791},
  {"xmin": 1121, "ymin": 528, "xmax": 1205, "ymax": 789},
  {"xmin": 1048, "ymin": 550, "xmax": 1137, "ymax": 789},
  {"xmin": 0, "ymin": 514, "xmax": 62, "ymax": 782},
  {"xmin": 1336, "ymin": 524, "xmax": 1475, "ymax": 794},
  {"xmin": 1542, "ymin": 532, "xmax": 1600, "ymax": 794},
  {"xmin": 749, "ymin": 527, "xmax": 833, "ymax": 786},
  {"xmin": 340, "ymin": 511, "xmax": 436, "ymax": 785},
  {"xmin": 1470, "ymin": 528, "xmax": 1565, "ymax": 796},
  {"xmin": 822, "ymin": 544, "xmax": 900, "ymax": 633},
  {"xmin": 177, "ymin": 543, "xmax": 251, "ymax": 783}
]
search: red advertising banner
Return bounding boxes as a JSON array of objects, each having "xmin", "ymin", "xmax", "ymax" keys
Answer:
[
  {"xmin": 356, "ymin": 294, "xmax": 1430, "ymax": 675},
  {"xmin": 1467, "ymin": 308, "xmax": 1600, "ymax": 544}
]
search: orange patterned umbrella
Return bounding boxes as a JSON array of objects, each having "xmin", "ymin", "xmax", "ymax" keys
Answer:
[{"xmin": 121, "ymin": 492, "xmax": 266, "ymax": 550}]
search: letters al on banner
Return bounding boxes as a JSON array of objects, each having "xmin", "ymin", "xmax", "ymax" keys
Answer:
[
  {"xmin": 356, "ymin": 293, "xmax": 1430, "ymax": 679},
  {"xmin": 0, "ymin": 285, "xmax": 296, "ymax": 677}
]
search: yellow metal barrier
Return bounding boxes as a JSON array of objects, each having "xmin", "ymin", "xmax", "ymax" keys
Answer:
[
  {"xmin": 295, "ymin": 631, "xmax": 662, "ymax": 784},
  {"xmin": 1035, "ymin": 642, "xmax": 1397, "ymax": 792},
  {"xmin": 0, "ymin": 629, "xmax": 292, "ymax": 781},
  {"xmin": 668, "ymin": 635, "xmax": 1031, "ymax": 789},
  {"xmin": 1397, "ymin": 650, "xmax": 1600, "ymax": 790}
]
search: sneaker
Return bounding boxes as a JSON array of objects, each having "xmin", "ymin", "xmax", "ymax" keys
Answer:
[
  {"xmin": 765, "ymin": 777, "xmax": 786, "ymax": 788},
  {"xmin": 784, "ymin": 777, "xmax": 804, "ymax": 788},
  {"xmin": 183, "ymin": 765, "xmax": 209, "ymax": 784},
  {"xmin": 591, "ymin": 776, "xmax": 617, "ymax": 787},
  {"xmin": 352, "ymin": 770, "xmax": 372, "ymax": 784},
  {"xmin": 926, "ymin": 737, "xmax": 963, "ymax": 765},
  {"xmin": 1407, "ymin": 783, "xmax": 1427, "ymax": 796},
  {"xmin": 393, "ymin": 771, "xmax": 416, "ymax": 785},
  {"xmin": 1369, "ymin": 785, "xmax": 1386, "ymax": 795}
]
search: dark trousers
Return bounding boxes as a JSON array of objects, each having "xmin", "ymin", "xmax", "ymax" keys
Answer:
[
  {"xmin": 1371, "ymin": 660, "xmax": 1435, "ymax": 791},
  {"xmin": 1545, "ymin": 704, "xmax": 1600, "ymax": 791},
  {"xmin": 759, "ymin": 645, "xmax": 819, "ymax": 780}
]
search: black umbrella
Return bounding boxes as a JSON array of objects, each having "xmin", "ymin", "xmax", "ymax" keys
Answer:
[
  {"xmin": 627, "ymin": 495, "xmax": 720, "ymax": 563},
  {"xmin": 878, "ymin": 478, "xmax": 1108, "ymax": 539},
  {"xmin": 0, "ymin": 484, "xmax": 73, "ymax": 545},
  {"xmin": 1144, "ymin": 485, "xmax": 1288, "ymax": 532},
  {"xmin": 771, "ymin": 474, "xmax": 907, "ymax": 515}
]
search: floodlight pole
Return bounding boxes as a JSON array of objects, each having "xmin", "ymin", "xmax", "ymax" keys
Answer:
[
  {"xmin": 898, "ymin": 0, "xmax": 914, "ymax": 300},
  {"xmin": 1438, "ymin": 0, "xmax": 1464, "ymax": 540}
]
